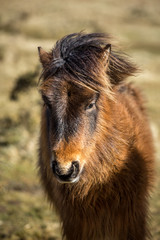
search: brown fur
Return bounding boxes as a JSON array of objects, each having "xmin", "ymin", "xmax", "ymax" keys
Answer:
[{"xmin": 38, "ymin": 33, "xmax": 154, "ymax": 240}]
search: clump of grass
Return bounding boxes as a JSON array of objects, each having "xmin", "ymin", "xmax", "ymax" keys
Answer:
[{"xmin": 10, "ymin": 67, "xmax": 39, "ymax": 101}]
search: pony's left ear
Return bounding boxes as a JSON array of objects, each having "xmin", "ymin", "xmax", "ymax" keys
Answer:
[
  {"xmin": 102, "ymin": 44, "xmax": 111, "ymax": 70},
  {"xmin": 38, "ymin": 47, "xmax": 51, "ymax": 68}
]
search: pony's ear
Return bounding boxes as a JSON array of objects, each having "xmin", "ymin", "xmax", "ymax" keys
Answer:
[
  {"xmin": 102, "ymin": 44, "xmax": 111, "ymax": 70},
  {"xmin": 38, "ymin": 47, "xmax": 51, "ymax": 68}
]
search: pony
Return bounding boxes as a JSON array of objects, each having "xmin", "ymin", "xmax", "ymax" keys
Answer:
[{"xmin": 38, "ymin": 32, "xmax": 154, "ymax": 240}]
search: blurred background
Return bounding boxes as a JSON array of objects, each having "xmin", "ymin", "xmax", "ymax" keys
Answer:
[{"xmin": 0, "ymin": 0, "xmax": 159, "ymax": 239}]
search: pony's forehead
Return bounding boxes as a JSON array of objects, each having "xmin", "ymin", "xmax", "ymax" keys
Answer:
[{"xmin": 40, "ymin": 76, "xmax": 99, "ymax": 96}]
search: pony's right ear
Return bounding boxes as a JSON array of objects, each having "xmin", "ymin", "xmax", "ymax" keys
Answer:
[{"xmin": 38, "ymin": 47, "xmax": 51, "ymax": 68}]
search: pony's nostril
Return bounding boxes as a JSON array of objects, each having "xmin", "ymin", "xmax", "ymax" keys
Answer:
[
  {"xmin": 71, "ymin": 161, "xmax": 79, "ymax": 175},
  {"xmin": 52, "ymin": 160, "xmax": 57, "ymax": 167},
  {"xmin": 51, "ymin": 160, "xmax": 61, "ymax": 175}
]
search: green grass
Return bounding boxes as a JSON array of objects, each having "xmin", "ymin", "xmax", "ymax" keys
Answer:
[{"xmin": 0, "ymin": 0, "xmax": 160, "ymax": 239}]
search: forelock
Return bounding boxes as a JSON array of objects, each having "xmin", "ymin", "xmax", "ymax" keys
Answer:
[{"xmin": 40, "ymin": 32, "xmax": 138, "ymax": 95}]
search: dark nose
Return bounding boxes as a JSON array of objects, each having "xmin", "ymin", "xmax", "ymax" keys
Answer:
[{"xmin": 51, "ymin": 160, "xmax": 80, "ymax": 183}]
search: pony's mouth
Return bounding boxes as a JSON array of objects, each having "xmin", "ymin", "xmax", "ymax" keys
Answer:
[{"xmin": 56, "ymin": 175, "xmax": 80, "ymax": 184}]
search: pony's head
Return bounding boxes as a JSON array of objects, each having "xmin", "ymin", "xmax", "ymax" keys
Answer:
[{"xmin": 38, "ymin": 33, "xmax": 136, "ymax": 184}]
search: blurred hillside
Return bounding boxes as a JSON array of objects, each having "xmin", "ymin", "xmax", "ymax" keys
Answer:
[{"xmin": 0, "ymin": 0, "xmax": 160, "ymax": 239}]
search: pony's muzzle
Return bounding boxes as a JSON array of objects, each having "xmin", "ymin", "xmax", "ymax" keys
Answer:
[{"xmin": 51, "ymin": 160, "xmax": 80, "ymax": 183}]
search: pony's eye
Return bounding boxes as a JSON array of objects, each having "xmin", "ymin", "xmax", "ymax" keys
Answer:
[{"xmin": 86, "ymin": 102, "xmax": 96, "ymax": 111}]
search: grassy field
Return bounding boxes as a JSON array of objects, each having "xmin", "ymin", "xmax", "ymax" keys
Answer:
[{"xmin": 0, "ymin": 0, "xmax": 160, "ymax": 239}]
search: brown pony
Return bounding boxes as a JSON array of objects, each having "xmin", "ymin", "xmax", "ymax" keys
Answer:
[{"xmin": 38, "ymin": 33, "xmax": 154, "ymax": 240}]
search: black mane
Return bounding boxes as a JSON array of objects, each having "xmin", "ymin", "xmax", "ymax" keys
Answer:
[{"xmin": 41, "ymin": 32, "xmax": 138, "ymax": 91}]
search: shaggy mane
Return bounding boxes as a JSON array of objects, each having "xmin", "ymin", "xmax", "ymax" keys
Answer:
[{"xmin": 40, "ymin": 32, "xmax": 138, "ymax": 91}]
